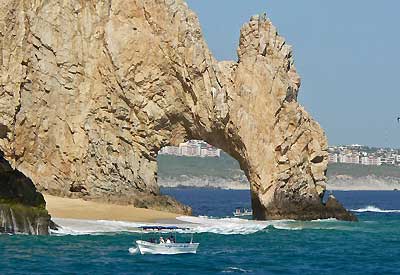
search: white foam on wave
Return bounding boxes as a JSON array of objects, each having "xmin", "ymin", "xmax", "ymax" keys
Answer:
[
  {"xmin": 50, "ymin": 215, "xmax": 350, "ymax": 236},
  {"xmin": 51, "ymin": 216, "xmax": 289, "ymax": 236},
  {"xmin": 351, "ymin": 205, "xmax": 400, "ymax": 213},
  {"xmin": 310, "ymin": 218, "xmax": 338, "ymax": 222},
  {"xmin": 176, "ymin": 216, "xmax": 294, "ymax": 234},
  {"xmin": 51, "ymin": 218, "xmax": 149, "ymax": 235},
  {"xmin": 271, "ymin": 224, "xmax": 302, "ymax": 231},
  {"xmin": 222, "ymin": 267, "xmax": 253, "ymax": 273}
]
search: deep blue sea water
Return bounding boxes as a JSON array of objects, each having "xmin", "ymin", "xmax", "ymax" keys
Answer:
[{"xmin": 1, "ymin": 189, "xmax": 400, "ymax": 274}]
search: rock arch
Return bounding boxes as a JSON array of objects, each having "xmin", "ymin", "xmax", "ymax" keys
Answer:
[{"xmin": 0, "ymin": 0, "xmax": 355, "ymax": 221}]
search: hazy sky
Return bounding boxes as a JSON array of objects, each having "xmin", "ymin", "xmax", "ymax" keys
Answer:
[{"xmin": 186, "ymin": 0, "xmax": 400, "ymax": 148}]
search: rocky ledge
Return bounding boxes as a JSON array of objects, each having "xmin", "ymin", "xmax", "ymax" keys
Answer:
[
  {"xmin": 0, "ymin": 0, "xmax": 355, "ymax": 222},
  {"xmin": 0, "ymin": 154, "xmax": 53, "ymax": 235}
]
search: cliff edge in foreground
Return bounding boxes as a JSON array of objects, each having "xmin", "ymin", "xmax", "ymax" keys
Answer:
[
  {"xmin": 0, "ymin": 0, "xmax": 356, "ymax": 228},
  {"xmin": 0, "ymin": 153, "xmax": 51, "ymax": 234}
]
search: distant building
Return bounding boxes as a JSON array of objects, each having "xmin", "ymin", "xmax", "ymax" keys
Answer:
[
  {"xmin": 326, "ymin": 144, "xmax": 400, "ymax": 166},
  {"xmin": 361, "ymin": 156, "xmax": 381, "ymax": 166},
  {"xmin": 328, "ymin": 153, "xmax": 338, "ymax": 163},
  {"xmin": 327, "ymin": 147, "xmax": 335, "ymax": 153},
  {"xmin": 339, "ymin": 154, "xmax": 360, "ymax": 164},
  {"xmin": 201, "ymin": 147, "xmax": 221, "ymax": 158},
  {"xmin": 180, "ymin": 143, "xmax": 201, "ymax": 157},
  {"xmin": 159, "ymin": 140, "xmax": 223, "ymax": 158},
  {"xmin": 380, "ymin": 157, "xmax": 395, "ymax": 165},
  {"xmin": 350, "ymin": 144, "xmax": 363, "ymax": 149},
  {"xmin": 159, "ymin": 146, "xmax": 181, "ymax": 156}
]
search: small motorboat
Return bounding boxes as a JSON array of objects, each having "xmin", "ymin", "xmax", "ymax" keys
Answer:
[
  {"xmin": 233, "ymin": 207, "xmax": 253, "ymax": 217},
  {"xmin": 130, "ymin": 226, "xmax": 199, "ymax": 255},
  {"xmin": 135, "ymin": 240, "xmax": 199, "ymax": 255}
]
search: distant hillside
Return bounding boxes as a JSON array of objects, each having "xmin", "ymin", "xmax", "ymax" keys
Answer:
[
  {"xmin": 157, "ymin": 152, "xmax": 244, "ymax": 179},
  {"xmin": 327, "ymin": 163, "xmax": 400, "ymax": 178},
  {"xmin": 157, "ymin": 154, "xmax": 400, "ymax": 190}
]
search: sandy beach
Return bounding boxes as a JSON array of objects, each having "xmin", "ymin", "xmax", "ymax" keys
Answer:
[{"xmin": 44, "ymin": 195, "xmax": 181, "ymax": 222}]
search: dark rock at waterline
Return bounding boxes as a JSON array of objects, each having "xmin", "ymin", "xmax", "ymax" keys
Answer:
[
  {"xmin": 252, "ymin": 191, "xmax": 358, "ymax": 222},
  {"xmin": 324, "ymin": 195, "xmax": 358, "ymax": 221},
  {"xmin": 0, "ymin": 205, "xmax": 51, "ymax": 235},
  {"xmin": 0, "ymin": 154, "xmax": 52, "ymax": 235},
  {"xmin": 49, "ymin": 220, "xmax": 59, "ymax": 231}
]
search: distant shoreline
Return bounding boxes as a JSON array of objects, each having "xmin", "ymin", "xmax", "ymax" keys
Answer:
[
  {"xmin": 160, "ymin": 184, "xmax": 400, "ymax": 191},
  {"xmin": 158, "ymin": 155, "xmax": 400, "ymax": 192},
  {"xmin": 326, "ymin": 185, "xmax": 400, "ymax": 191}
]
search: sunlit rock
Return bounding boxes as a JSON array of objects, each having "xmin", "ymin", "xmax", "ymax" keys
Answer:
[{"xmin": 0, "ymin": 0, "xmax": 355, "ymax": 221}]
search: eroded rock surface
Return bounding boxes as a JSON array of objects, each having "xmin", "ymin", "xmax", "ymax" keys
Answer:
[
  {"xmin": 0, "ymin": 152, "xmax": 52, "ymax": 234},
  {"xmin": 0, "ymin": 0, "xmax": 355, "ymax": 220}
]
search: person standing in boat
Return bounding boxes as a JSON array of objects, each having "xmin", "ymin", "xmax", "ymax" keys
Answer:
[{"xmin": 159, "ymin": 237, "xmax": 165, "ymax": 243}]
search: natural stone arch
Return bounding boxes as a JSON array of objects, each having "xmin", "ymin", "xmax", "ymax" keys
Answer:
[{"xmin": 0, "ymin": 0, "xmax": 355, "ymax": 220}]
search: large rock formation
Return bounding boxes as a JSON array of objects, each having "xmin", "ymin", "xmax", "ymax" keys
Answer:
[{"xmin": 0, "ymin": 0, "xmax": 356, "ymax": 222}]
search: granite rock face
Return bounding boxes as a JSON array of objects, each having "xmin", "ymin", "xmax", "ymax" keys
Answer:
[{"xmin": 0, "ymin": 0, "xmax": 355, "ymax": 220}]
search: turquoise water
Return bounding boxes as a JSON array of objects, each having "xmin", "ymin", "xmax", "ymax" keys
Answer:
[{"xmin": 1, "ymin": 190, "xmax": 400, "ymax": 274}]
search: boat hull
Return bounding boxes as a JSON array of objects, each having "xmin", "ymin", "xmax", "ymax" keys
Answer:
[
  {"xmin": 136, "ymin": 240, "xmax": 199, "ymax": 255},
  {"xmin": 233, "ymin": 213, "xmax": 253, "ymax": 217}
]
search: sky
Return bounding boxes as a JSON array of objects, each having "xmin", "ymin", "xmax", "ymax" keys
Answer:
[{"xmin": 186, "ymin": 0, "xmax": 400, "ymax": 148}]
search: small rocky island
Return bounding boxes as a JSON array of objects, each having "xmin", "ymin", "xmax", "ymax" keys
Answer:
[{"xmin": 0, "ymin": 0, "xmax": 355, "ymax": 234}]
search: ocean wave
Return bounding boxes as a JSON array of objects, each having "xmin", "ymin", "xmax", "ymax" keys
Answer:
[
  {"xmin": 222, "ymin": 267, "xmax": 253, "ymax": 273},
  {"xmin": 51, "ymin": 218, "xmax": 149, "ymax": 236},
  {"xmin": 51, "ymin": 216, "xmax": 285, "ymax": 236},
  {"xmin": 50, "ymin": 215, "xmax": 351, "ymax": 236},
  {"xmin": 351, "ymin": 206, "xmax": 400, "ymax": 213},
  {"xmin": 271, "ymin": 225, "xmax": 302, "ymax": 231},
  {"xmin": 176, "ymin": 216, "xmax": 296, "ymax": 235},
  {"xmin": 310, "ymin": 218, "xmax": 339, "ymax": 222}
]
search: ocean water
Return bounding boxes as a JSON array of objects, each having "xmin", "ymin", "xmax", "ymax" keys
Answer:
[{"xmin": 1, "ymin": 189, "xmax": 400, "ymax": 274}]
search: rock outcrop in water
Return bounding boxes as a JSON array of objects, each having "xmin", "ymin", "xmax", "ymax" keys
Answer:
[
  {"xmin": 0, "ymin": 0, "xmax": 355, "ymax": 222},
  {"xmin": 0, "ymin": 153, "xmax": 51, "ymax": 234}
]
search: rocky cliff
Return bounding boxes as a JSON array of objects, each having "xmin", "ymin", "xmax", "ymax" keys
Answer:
[{"xmin": 0, "ymin": 0, "xmax": 355, "ymax": 223}]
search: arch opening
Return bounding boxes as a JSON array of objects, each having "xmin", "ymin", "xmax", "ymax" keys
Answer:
[{"xmin": 157, "ymin": 140, "xmax": 251, "ymax": 217}]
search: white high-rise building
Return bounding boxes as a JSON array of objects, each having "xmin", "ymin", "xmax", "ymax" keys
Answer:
[
  {"xmin": 159, "ymin": 146, "xmax": 181, "ymax": 155},
  {"xmin": 328, "ymin": 154, "xmax": 338, "ymax": 163},
  {"xmin": 180, "ymin": 143, "xmax": 201, "ymax": 157},
  {"xmin": 338, "ymin": 154, "xmax": 360, "ymax": 164},
  {"xmin": 361, "ymin": 156, "xmax": 381, "ymax": 166}
]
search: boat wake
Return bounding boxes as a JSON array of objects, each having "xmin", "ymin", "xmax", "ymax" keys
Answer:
[
  {"xmin": 128, "ymin": 246, "xmax": 139, "ymax": 254},
  {"xmin": 222, "ymin": 267, "xmax": 253, "ymax": 273},
  {"xmin": 351, "ymin": 205, "xmax": 400, "ymax": 213}
]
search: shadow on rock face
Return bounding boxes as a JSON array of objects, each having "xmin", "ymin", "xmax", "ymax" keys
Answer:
[{"xmin": 0, "ymin": 153, "xmax": 52, "ymax": 235}]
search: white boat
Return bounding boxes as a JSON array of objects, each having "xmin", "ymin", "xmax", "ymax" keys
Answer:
[
  {"xmin": 233, "ymin": 207, "xmax": 253, "ymax": 217},
  {"xmin": 135, "ymin": 240, "xmax": 199, "ymax": 255},
  {"xmin": 130, "ymin": 226, "xmax": 199, "ymax": 255}
]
